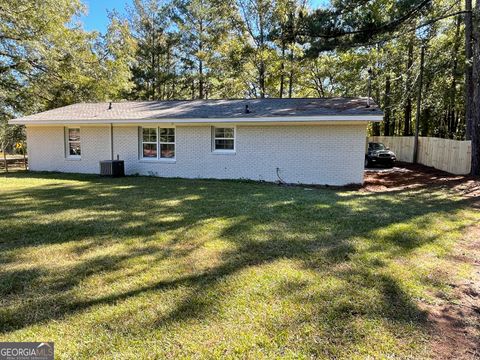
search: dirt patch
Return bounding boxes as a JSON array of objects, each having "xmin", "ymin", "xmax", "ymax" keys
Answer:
[
  {"xmin": 421, "ymin": 225, "xmax": 480, "ymax": 359},
  {"xmin": 364, "ymin": 164, "xmax": 480, "ymax": 358},
  {"xmin": 363, "ymin": 162, "xmax": 480, "ymax": 198}
]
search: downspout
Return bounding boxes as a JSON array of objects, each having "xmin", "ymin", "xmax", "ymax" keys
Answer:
[{"xmin": 110, "ymin": 123, "xmax": 114, "ymax": 161}]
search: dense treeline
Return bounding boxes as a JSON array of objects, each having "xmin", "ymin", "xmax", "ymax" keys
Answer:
[
  {"xmin": 1, "ymin": 0, "xmax": 479, "ymax": 173},
  {"xmin": 124, "ymin": 0, "xmax": 470, "ymax": 140}
]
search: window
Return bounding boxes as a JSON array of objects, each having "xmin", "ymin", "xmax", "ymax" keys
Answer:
[
  {"xmin": 142, "ymin": 127, "xmax": 157, "ymax": 158},
  {"xmin": 140, "ymin": 127, "xmax": 175, "ymax": 160},
  {"xmin": 159, "ymin": 128, "xmax": 175, "ymax": 158},
  {"xmin": 66, "ymin": 128, "xmax": 81, "ymax": 158},
  {"xmin": 213, "ymin": 127, "xmax": 235, "ymax": 152}
]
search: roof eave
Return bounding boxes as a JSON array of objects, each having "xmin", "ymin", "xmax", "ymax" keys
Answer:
[{"xmin": 9, "ymin": 114, "xmax": 383, "ymax": 125}]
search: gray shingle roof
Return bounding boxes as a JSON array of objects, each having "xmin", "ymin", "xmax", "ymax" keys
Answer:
[{"xmin": 10, "ymin": 98, "xmax": 382, "ymax": 124}]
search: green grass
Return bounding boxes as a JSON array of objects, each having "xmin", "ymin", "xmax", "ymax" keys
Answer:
[{"xmin": 0, "ymin": 171, "xmax": 478, "ymax": 359}]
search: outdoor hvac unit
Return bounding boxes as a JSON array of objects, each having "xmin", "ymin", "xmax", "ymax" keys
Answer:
[{"xmin": 100, "ymin": 160, "xmax": 125, "ymax": 177}]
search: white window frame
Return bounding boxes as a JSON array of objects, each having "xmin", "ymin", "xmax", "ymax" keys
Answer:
[
  {"xmin": 158, "ymin": 128, "xmax": 176, "ymax": 160},
  {"xmin": 139, "ymin": 126, "xmax": 176, "ymax": 161},
  {"xmin": 212, "ymin": 126, "xmax": 236, "ymax": 154},
  {"xmin": 65, "ymin": 127, "xmax": 81, "ymax": 159},
  {"xmin": 140, "ymin": 127, "xmax": 158, "ymax": 160}
]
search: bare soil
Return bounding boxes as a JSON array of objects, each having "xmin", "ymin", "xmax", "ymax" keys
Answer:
[
  {"xmin": 364, "ymin": 163, "xmax": 480, "ymax": 359},
  {"xmin": 423, "ymin": 225, "xmax": 480, "ymax": 360},
  {"xmin": 363, "ymin": 162, "xmax": 480, "ymax": 199}
]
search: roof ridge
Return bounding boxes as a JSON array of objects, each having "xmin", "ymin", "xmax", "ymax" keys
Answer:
[
  {"xmin": 76, "ymin": 97, "xmax": 372, "ymax": 105},
  {"xmin": 9, "ymin": 97, "xmax": 382, "ymax": 125}
]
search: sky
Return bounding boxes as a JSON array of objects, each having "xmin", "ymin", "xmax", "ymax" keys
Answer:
[
  {"xmin": 80, "ymin": 0, "xmax": 324, "ymax": 34},
  {"xmin": 80, "ymin": 0, "xmax": 132, "ymax": 33}
]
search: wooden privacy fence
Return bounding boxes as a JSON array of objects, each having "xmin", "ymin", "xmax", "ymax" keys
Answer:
[
  {"xmin": 0, "ymin": 155, "xmax": 28, "ymax": 172},
  {"xmin": 368, "ymin": 136, "xmax": 472, "ymax": 175}
]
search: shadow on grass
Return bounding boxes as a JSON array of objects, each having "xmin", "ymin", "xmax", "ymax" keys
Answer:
[{"xmin": 0, "ymin": 171, "xmax": 476, "ymax": 351}]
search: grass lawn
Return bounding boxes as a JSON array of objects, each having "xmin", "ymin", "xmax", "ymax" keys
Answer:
[{"xmin": 0, "ymin": 171, "xmax": 478, "ymax": 359}]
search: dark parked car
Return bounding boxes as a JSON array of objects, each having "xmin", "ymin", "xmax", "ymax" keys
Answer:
[{"xmin": 365, "ymin": 142, "xmax": 396, "ymax": 168}]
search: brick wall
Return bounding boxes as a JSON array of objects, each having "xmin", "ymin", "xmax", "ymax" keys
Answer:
[{"xmin": 27, "ymin": 123, "xmax": 367, "ymax": 185}]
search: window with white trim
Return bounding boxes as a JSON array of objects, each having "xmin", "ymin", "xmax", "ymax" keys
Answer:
[
  {"xmin": 140, "ymin": 127, "xmax": 175, "ymax": 159},
  {"xmin": 141, "ymin": 127, "xmax": 158, "ymax": 158},
  {"xmin": 213, "ymin": 127, "xmax": 235, "ymax": 151},
  {"xmin": 66, "ymin": 128, "xmax": 81, "ymax": 157},
  {"xmin": 159, "ymin": 128, "xmax": 175, "ymax": 158}
]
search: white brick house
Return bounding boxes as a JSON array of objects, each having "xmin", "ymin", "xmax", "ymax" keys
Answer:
[{"xmin": 10, "ymin": 98, "xmax": 382, "ymax": 185}]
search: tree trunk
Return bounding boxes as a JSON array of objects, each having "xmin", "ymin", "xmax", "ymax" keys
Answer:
[
  {"xmin": 404, "ymin": 40, "xmax": 414, "ymax": 136},
  {"xmin": 391, "ymin": 109, "xmax": 396, "ymax": 135},
  {"xmin": 198, "ymin": 21, "xmax": 204, "ymax": 100},
  {"xmin": 372, "ymin": 121, "xmax": 380, "ymax": 136},
  {"xmin": 371, "ymin": 70, "xmax": 381, "ymax": 136},
  {"xmin": 371, "ymin": 45, "xmax": 381, "ymax": 136},
  {"xmin": 171, "ymin": 68, "xmax": 176, "ymax": 99},
  {"xmin": 465, "ymin": 0, "xmax": 474, "ymax": 140},
  {"xmin": 413, "ymin": 45, "xmax": 425, "ymax": 163},
  {"xmin": 166, "ymin": 43, "xmax": 171, "ymax": 99},
  {"xmin": 151, "ymin": 24, "xmax": 156, "ymax": 100},
  {"xmin": 317, "ymin": 77, "xmax": 325, "ymax": 97},
  {"xmin": 404, "ymin": 99, "xmax": 412, "ymax": 136},
  {"xmin": 258, "ymin": 9, "xmax": 266, "ymax": 99},
  {"xmin": 448, "ymin": 15, "xmax": 462, "ymax": 138},
  {"xmin": 471, "ymin": 1, "xmax": 480, "ymax": 175},
  {"xmin": 279, "ymin": 45, "xmax": 285, "ymax": 98},
  {"xmin": 259, "ymin": 62, "xmax": 266, "ymax": 98},
  {"xmin": 288, "ymin": 48, "xmax": 294, "ymax": 98},
  {"xmin": 383, "ymin": 75, "xmax": 391, "ymax": 136},
  {"xmin": 199, "ymin": 59, "xmax": 204, "ymax": 100}
]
